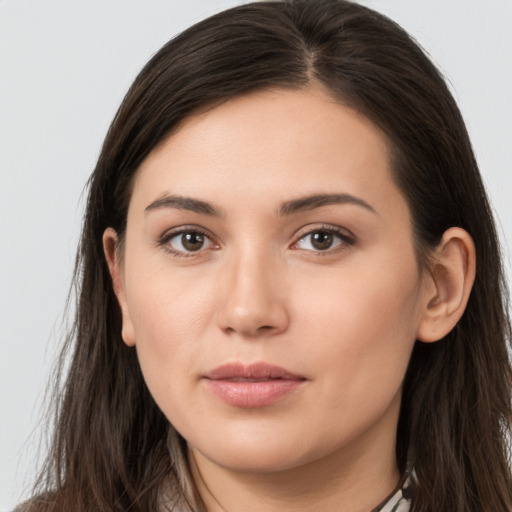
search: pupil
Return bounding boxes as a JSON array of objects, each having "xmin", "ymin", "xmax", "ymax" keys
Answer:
[
  {"xmin": 182, "ymin": 232, "xmax": 204, "ymax": 251},
  {"xmin": 312, "ymin": 231, "xmax": 333, "ymax": 250}
]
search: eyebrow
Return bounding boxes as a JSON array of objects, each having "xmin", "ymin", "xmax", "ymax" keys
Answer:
[
  {"xmin": 145, "ymin": 194, "xmax": 221, "ymax": 216},
  {"xmin": 278, "ymin": 193, "xmax": 377, "ymax": 216},
  {"xmin": 144, "ymin": 192, "xmax": 377, "ymax": 217}
]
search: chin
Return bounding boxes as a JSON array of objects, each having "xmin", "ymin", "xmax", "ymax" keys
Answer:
[
  {"xmin": 188, "ymin": 425, "xmax": 334, "ymax": 475},
  {"xmin": 201, "ymin": 447, "xmax": 309, "ymax": 474}
]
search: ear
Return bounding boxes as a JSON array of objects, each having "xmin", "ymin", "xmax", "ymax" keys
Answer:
[
  {"xmin": 103, "ymin": 228, "xmax": 136, "ymax": 347},
  {"xmin": 416, "ymin": 227, "xmax": 476, "ymax": 343}
]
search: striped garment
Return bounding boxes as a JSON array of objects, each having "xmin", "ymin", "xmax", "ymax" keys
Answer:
[{"xmin": 374, "ymin": 478, "xmax": 412, "ymax": 512}]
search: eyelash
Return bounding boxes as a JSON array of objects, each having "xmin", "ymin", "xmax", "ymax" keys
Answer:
[
  {"xmin": 158, "ymin": 226, "xmax": 217, "ymax": 258},
  {"xmin": 292, "ymin": 225, "xmax": 355, "ymax": 255},
  {"xmin": 158, "ymin": 224, "xmax": 355, "ymax": 258}
]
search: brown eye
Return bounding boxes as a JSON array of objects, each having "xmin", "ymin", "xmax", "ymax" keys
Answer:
[
  {"xmin": 310, "ymin": 231, "xmax": 334, "ymax": 250},
  {"xmin": 181, "ymin": 232, "xmax": 205, "ymax": 251},
  {"xmin": 167, "ymin": 230, "xmax": 213, "ymax": 254},
  {"xmin": 294, "ymin": 228, "xmax": 353, "ymax": 253}
]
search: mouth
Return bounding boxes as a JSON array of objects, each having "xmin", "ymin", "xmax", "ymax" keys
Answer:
[{"xmin": 202, "ymin": 362, "xmax": 307, "ymax": 408}]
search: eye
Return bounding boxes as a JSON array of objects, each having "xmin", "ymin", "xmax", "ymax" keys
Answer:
[
  {"xmin": 293, "ymin": 227, "xmax": 354, "ymax": 253},
  {"xmin": 162, "ymin": 229, "xmax": 215, "ymax": 256}
]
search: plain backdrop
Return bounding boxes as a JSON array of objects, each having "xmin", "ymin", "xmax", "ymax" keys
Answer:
[{"xmin": 1, "ymin": 0, "xmax": 511, "ymax": 509}]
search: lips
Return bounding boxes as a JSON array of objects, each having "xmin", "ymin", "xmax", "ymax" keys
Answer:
[{"xmin": 202, "ymin": 362, "xmax": 306, "ymax": 408}]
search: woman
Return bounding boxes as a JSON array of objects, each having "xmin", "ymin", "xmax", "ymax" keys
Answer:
[{"xmin": 24, "ymin": 0, "xmax": 511, "ymax": 510}]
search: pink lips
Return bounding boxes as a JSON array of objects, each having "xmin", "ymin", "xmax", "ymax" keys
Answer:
[{"xmin": 203, "ymin": 362, "xmax": 306, "ymax": 408}]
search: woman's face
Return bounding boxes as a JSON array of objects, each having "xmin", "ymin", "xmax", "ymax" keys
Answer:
[{"xmin": 108, "ymin": 87, "xmax": 431, "ymax": 477}]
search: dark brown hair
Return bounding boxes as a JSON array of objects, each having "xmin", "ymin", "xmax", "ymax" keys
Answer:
[{"xmin": 28, "ymin": 1, "xmax": 511, "ymax": 510}]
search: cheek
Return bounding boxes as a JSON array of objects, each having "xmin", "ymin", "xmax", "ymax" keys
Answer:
[
  {"xmin": 295, "ymin": 253, "xmax": 422, "ymax": 396},
  {"xmin": 124, "ymin": 264, "xmax": 216, "ymax": 401},
  {"xmin": 127, "ymin": 257, "xmax": 214, "ymax": 339}
]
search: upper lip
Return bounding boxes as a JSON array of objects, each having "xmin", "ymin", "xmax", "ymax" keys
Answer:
[{"xmin": 204, "ymin": 362, "xmax": 306, "ymax": 381}]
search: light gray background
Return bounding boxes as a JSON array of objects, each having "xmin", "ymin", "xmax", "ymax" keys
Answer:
[{"xmin": 1, "ymin": 1, "xmax": 511, "ymax": 509}]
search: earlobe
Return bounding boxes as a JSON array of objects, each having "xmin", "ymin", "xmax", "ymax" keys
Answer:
[
  {"xmin": 416, "ymin": 227, "xmax": 476, "ymax": 343},
  {"xmin": 102, "ymin": 228, "xmax": 136, "ymax": 347}
]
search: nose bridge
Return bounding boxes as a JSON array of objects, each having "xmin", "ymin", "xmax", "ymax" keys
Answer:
[{"xmin": 216, "ymin": 242, "xmax": 288, "ymax": 337}]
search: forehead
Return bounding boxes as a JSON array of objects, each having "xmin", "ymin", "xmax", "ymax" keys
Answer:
[{"xmin": 131, "ymin": 87, "xmax": 402, "ymax": 217}]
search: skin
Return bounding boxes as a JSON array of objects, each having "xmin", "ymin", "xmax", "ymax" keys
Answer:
[{"xmin": 104, "ymin": 86, "xmax": 475, "ymax": 511}]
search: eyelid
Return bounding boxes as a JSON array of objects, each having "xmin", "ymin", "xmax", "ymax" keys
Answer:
[
  {"xmin": 290, "ymin": 224, "xmax": 356, "ymax": 253},
  {"xmin": 157, "ymin": 223, "xmax": 355, "ymax": 257},
  {"xmin": 158, "ymin": 225, "xmax": 219, "ymax": 257}
]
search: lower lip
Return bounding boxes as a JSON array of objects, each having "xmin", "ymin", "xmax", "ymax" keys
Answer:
[{"xmin": 203, "ymin": 379, "xmax": 305, "ymax": 408}]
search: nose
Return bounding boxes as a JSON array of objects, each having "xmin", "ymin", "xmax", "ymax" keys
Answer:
[{"xmin": 215, "ymin": 249, "xmax": 289, "ymax": 338}]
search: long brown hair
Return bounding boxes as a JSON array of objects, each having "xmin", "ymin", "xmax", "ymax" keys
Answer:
[{"xmin": 28, "ymin": 1, "xmax": 511, "ymax": 510}]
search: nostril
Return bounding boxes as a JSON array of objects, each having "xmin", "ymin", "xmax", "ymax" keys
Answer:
[{"xmin": 223, "ymin": 324, "xmax": 275, "ymax": 336}]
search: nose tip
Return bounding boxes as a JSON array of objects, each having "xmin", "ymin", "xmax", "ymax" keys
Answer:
[{"xmin": 215, "ymin": 258, "xmax": 289, "ymax": 338}]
